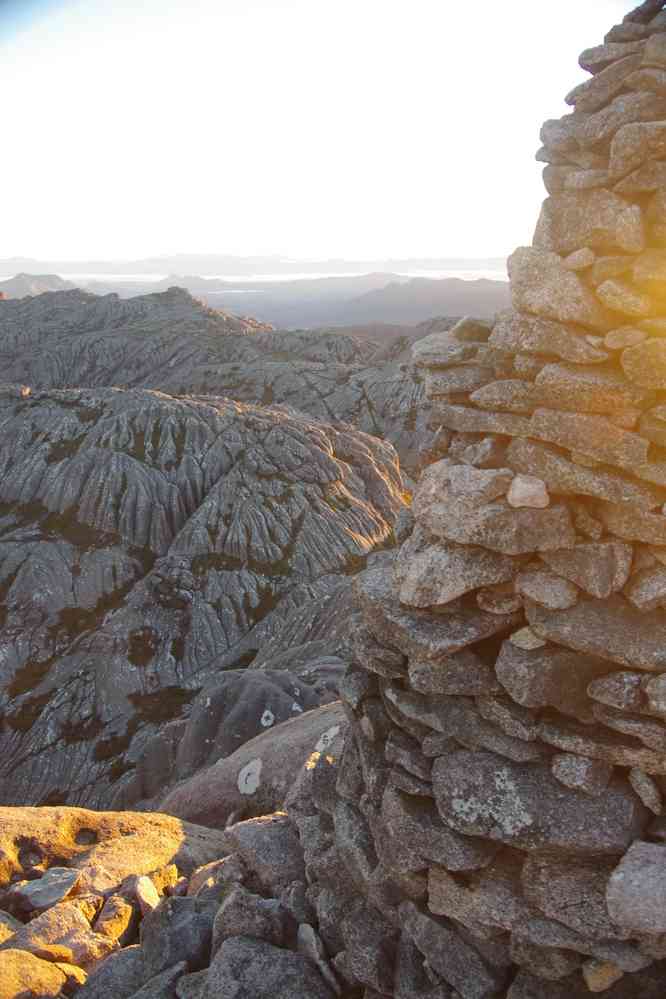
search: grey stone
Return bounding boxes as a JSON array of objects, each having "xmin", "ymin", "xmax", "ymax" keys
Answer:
[
  {"xmin": 522, "ymin": 855, "xmax": 622, "ymax": 940},
  {"xmin": 579, "ymin": 40, "xmax": 647, "ymax": 74},
  {"xmin": 598, "ymin": 501, "xmax": 666, "ymax": 546},
  {"xmin": 430, "ymin": 401, "xmax": 532, "ymax": 437},
  {"xmin": 508, "ymin": 248, "xmax": 613, "ymax": 332},
  {"xmin": 413, "ymin": 331, "xmax": 480, "ymax": 368},
  {"xmin": 380, "ymin": 784, "xmax": 498, "ymax": 873},
  {"xmin": 385, "ymin": 687, "xmax": 543, "ymax": 763},
  {"xmin": 526, "ymin": 594, "xmax": 666, "ymax": 672},
  {"xmin": 592, "ymin": 701, "xmax": 666, "ymax": 752},
  {"xmin": 507, "ymin": 475, "xmax": 550, "ymax": 509},
  {"xmin": 355, "ymin": 566, "xmax": 521, "ymax": 660},
  {"xmin": 333, "ymin": 800, "xmax": 378, "ymax": 885},
  {"xmin": 566, "ymin": 53, "xmax": 644, "ymax": 111},
  {"xmin": 494, "ymin": 638, "xmax": 609, "ymax": 722},
  {"xmin": 515, "ymin": 567, "xmax": 579, "ymax": 610},
  {"xmin": 490, "ymin": 311, "xmax": 609, "ymax": 364},
  {"xmin": 140, "ymin": 897, "xmax": 216, "ymax": 979},
  {"xmin": 529, "ymin": 407, "xmax": 648, "ymax": 470},
  {"xmin": 297, "ymin": 924, "xmax": 341, "ymax": 996},
  {"xmin": 129, "ymin": 963, "xmax": 187, "ymax": 999},
  {"xmin": 609, "ymin": 121, "xmax": 666, "ymax": 178},
  {"xmin": 587, "ymin": 671, "xmax": 645, "ymax": 713},
  {"xmin": 428, "ymin": 852, "xmax": 533, "ymax": 933},
  {"xmin": 395, "ymin": 532, "xmax": 518, "ymax": 609},
  {"xmin": 506, "ymin": 438, "xmax": 661, "ymax": 510},
  {"xmin": 385, "ymin": 729, "xmax": 432, "ymax": 780},
  {"xmin": 408, "ymin": 651, "xmax": 501, "ymax": 697},
  {"xmin": 399, "ymin": 900, "xmax": 508, "ymax": 999},
  {"xmin": 470, "ymin": 380, "xmax": 536, "ymax": 414},
  {"xmin": 224, "ymin": 813, "xmax": 305, "ymax": 896},
  {"xmin": 173, "ymin": 670, "xmax": 322, "ymax": 783},
  {"xmin": 540, "ymin": 542, "xmax": 633, "ymax": 599},
  {"xmin": 7, "ymin": 866, "xmax": 80, "ymax": 912},
  {"xmin": 551, "ymin": 754, "xmax": 614, "ymax": 796},
  {"xmin": 607, "ymin": 841, "xmax": 666, "ymax": 933},
  {"xmin": 533, "ymin": 191, "xmax": 645, "ymax": 255},
  {"xmin": 72, "ymin": 945, "xmax": 145, "ymax": 999},
  {"xmin": 625, "ymin": 565, "xmax": 666, "ymax": 609},
  {"xmin": 509, "ymin": 938, "xmax": 581, "ymax": 982},
  {"xmin": 205, "ymin": 935, "xmax": 335, "ymax": 999},
  {"xmin": 539, "ymin": 715, "xmax": 666, "ymax": 774},
  {"xmin": 176, "ymin": 971, "xmax": 209, "ymax": 999},
  {"xmin": 534, "ymin": 362, "xmax": 650, "ymax": 414},
  {"xmin": 432, "ymin": 750, "xmax": 645, "ymax": 853},
  {"xmin": 212, "ymin": 885, "xmax": 294, "ymax": 953},
  {"xmin": 394, "ymin": 933, "xmax": 453, "ymax": 999},
  {"xmin": 615, "ymin": 158, "xmax": 666, "ymax": 193},
  {"xmin": 425, "ymin": 367, "xmax": 494, "ymax": 397},
  {"xmin": 340, "ymin": 900, "xmax": 398, "ymax": 992},
  {"xmin": 629, "ymin": 767, "xmax": 663, "ymax": 813}
]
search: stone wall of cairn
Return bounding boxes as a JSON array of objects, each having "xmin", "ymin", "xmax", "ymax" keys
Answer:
[{"xmin": 299, "ymin": 3, "xmax": 666, "ymax": 998}]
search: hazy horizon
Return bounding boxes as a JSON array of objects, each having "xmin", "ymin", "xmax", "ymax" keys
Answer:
[{"xmin": 1, "ymin": 0, "xmax": 628, "ymax": 261}]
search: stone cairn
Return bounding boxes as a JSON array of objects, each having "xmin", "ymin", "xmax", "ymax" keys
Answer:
[{"xmin": 297, "ymin": 3, "xmax": 666, "ymax": 997}]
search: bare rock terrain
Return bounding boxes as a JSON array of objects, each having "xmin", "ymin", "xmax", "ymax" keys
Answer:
[
  {"xmin": 0, "ymin": 384, "xmax": 404, "ymax": 807},
  {"xmin": 0, "ymin": 286, "xmax": 436, "ymax": 473}
]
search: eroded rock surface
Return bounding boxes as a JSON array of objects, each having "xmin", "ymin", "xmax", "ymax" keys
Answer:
[
  {"xmin": 0, "ymin": 385, "xmax": 403, "ymax": 806},
  {"xmin": 0, "ymin": 286, "xmax": 434, "ymax": 473}
]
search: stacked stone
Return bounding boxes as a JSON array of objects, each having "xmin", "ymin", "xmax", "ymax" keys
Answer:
[{"xmin": 299, "ymin": 3, "xmax": 666, "ymax": 998}]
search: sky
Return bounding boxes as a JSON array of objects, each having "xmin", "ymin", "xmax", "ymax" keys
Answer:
[{"xmin": 0, "ymin": 0, "xmax": 630, "ymax": 262}]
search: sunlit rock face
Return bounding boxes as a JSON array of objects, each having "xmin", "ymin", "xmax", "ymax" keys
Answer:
[
  {"xmin": 298, "ymin": 3, "xmax": 666, "ymax": 995},
  {"xmin": 0, "ymin": 385, "xmax": 404, "ymax": 807}
]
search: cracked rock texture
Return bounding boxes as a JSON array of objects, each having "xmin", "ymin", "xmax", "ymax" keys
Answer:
[
  {"xmin": 0, "ymin": 384, "xmax": 404, "ymax": 807},
  {"xmin": 294, "ymin": 3, "xmax": 666, "ymax": 996},
  {"xmin": 0, "ymin": 285, "xmax": 436, "ymax": 474}
]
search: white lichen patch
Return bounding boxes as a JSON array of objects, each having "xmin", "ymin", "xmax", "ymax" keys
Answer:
[
  {"xmin": 237, "ymin": 757, "xmax": 262, "ymax": 795},
  {"xmin": 260, "ymin": 708, "xmax": 275, "ymax": 728},
  {"xmin": 315, "ymin": 725, "xmax": 341, "ymax": 752}
]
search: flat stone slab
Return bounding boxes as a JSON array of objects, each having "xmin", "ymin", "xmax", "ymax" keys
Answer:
[
  {"xmin": 506, "ymin": 438, "xmax": 661, "ymax": 510},
  {"xmin": 526, "ymin": 594, "xmax": 666, "ymax": 671},
  {"xmin": 7, "ymin": 867, "xmax": 80, "ymax": 912},
  {"xmin": 355, "ymin": 567, "xmax": 521, "ymax": 660},
  {"xmin": 432, "ymin": 750, "xmax": 645, "ymax": 854},
  {"xmin": 606, "ymin": 841, "xmax": 666, "ymax": 933},
  {"xmin": 490, "ymin": 310, "xmax": 609, "ymax": 363}
]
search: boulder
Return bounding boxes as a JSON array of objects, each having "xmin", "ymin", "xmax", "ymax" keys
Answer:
[
  {"xmin": 162, "ymin": 703, "xmax": 346, "ymax": 828},
  {"xmin": 432, "ymin": 751, "xmax": 645, "ymax": 854},
  {"xmin": 205, "ymin": 935, "xmax": 336, "ymax": 999}
]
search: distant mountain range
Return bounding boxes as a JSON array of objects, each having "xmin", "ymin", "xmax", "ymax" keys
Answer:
[
  {"xmin": 0, "ymin": 252, "xmax": 507, "ymax": 277},
  {"xmin": 0, "ymin": 272, "xmax": 76, "ymax": 298},
  {"xmin": 0, "ymin": 270, "xmax": 510, "ymax": 327}
]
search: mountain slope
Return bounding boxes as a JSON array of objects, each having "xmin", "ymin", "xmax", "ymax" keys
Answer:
[
  {"xmin": 0, "ymin": 385, "xmax": 405, "ymax": 807},
  {"xmin": 0, "ymin": 288, "xmax": 439, "ymax": 472}
]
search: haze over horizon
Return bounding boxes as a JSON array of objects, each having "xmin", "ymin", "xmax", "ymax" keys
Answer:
[{"xmin": 1, "ymin": 0, "xmax": 627, "ymax": 263}]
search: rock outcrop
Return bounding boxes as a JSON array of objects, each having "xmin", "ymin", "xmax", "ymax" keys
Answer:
[
  {"xmin": 0, "ymin": 287, "xmax": 435, "ymax": 473},
  {"xmin": 0, "ymin": 385, "xmax": 404, "ymax": 807},
  {"xmin": 290, "ymin": 3, "xmax": 666, "ymax": 996}
]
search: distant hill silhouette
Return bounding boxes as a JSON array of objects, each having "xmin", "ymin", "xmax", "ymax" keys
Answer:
[{"xmin": 0, "ymin": 272, "xmax": 76, "ymax": 298}]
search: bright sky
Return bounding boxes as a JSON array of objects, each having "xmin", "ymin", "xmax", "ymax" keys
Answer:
[{"xmin": 0, "ymin": 0, "xmax": 629, "ymax": 261}]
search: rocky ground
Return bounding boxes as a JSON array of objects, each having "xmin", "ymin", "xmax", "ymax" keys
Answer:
[
  {"xmin": 7, "ymin": 1, "xmax": 666, "ymax": 997},
  {"xmin": 0, "ymin": 285, "xmax": 439, "ymax": 475},
  {"xmin": 0, "ymin": 384, "xmax": 405, "ymax": 808}
]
